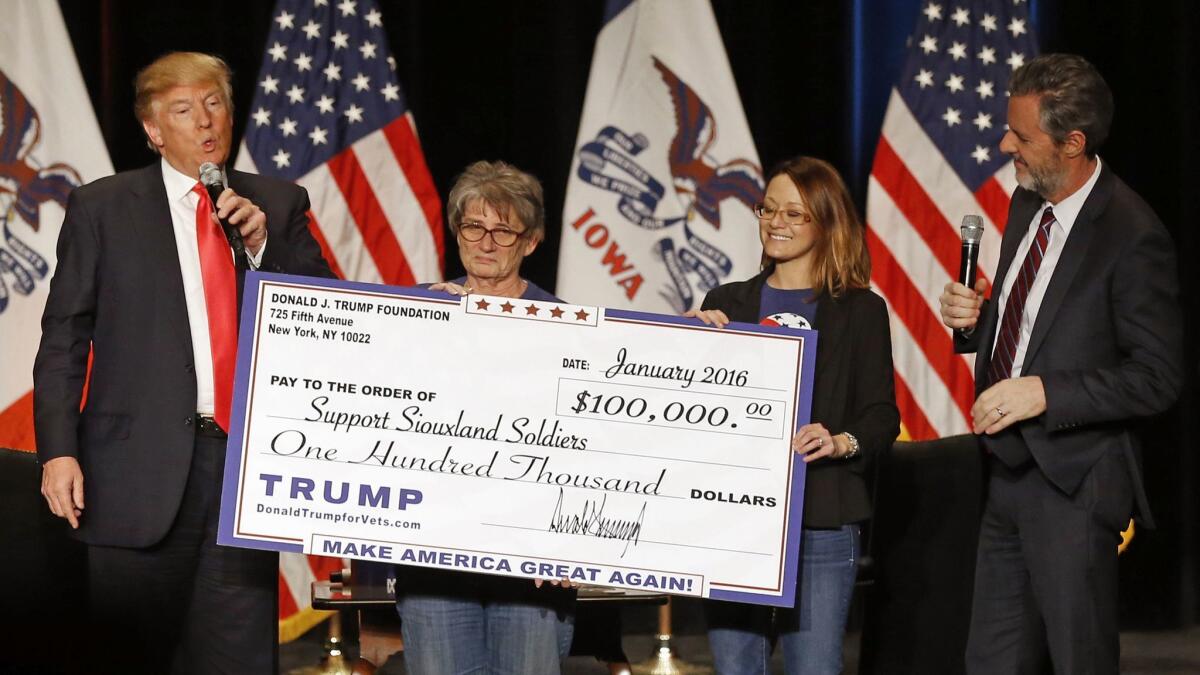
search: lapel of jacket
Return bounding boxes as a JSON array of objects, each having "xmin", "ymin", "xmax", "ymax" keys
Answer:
[
  {"xmin": 1019, "ymin": 164, "xmax": 1111, "ymax": 372},
  {"xmin": 128, "ymin": 163, "xmax": 194, "ymax": 357},
  {"xmin": 812, "ymin": 291, "xmax": 847, "ymax": 402},
  {"xmin": 976, "ymin": 187, "xmax": 1041, "ymax": 381}
]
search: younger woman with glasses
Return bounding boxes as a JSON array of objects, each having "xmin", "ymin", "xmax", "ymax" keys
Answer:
[{"xmin": 686, "ymin": 156, "xmax": 900, "ymax": 675}]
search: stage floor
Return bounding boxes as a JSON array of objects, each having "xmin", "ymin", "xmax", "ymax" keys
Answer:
[{"xmin": 281, "ymin": 626, "xmax": 1200, "ymax": 674}]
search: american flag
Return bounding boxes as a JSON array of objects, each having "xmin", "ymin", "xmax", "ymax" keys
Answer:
[
  {"xmin": 866, "ymin": 0, "xmax": 1038, "ymax": 440},
  {"xmin": 233, "ymin": 0, "xmax": 444, "ymax": 639}
]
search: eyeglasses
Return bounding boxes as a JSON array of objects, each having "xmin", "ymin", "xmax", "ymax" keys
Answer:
[
  {"xmin": 753, "ymin": 203, "xmax": 812, "ymax": 226},
  {"xmin": 457, "ymin": 222, "xmax": 526, "ymax": 247}
]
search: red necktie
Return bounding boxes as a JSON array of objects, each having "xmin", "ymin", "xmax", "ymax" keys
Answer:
[
  {"xmin": 192, "ymin": 183, "xmax": 237, "ymax": 432},
  {"xmin": 986, "ymin": 206, "xmax": 1055, "ymax": 386}
]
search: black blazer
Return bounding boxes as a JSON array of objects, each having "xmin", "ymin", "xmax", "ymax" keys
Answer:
[
  {"xmin": 957, "ymin": 164, "xmax": 1183, "ymax": 525},
  {"xmin": 33, "ymin": 163, "xmax": 332, "ymax": 547},
  {"xmin": 701, "ymin": 268, "xmax": 900, "ymax": 528}
]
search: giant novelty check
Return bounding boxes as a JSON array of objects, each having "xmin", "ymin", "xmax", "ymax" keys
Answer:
[{"xmin": 218, "ymin": 273, "xmax": 816, "ymax": 607}]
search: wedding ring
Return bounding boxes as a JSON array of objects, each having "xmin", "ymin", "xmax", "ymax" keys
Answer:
[
  {"xmin": 995, "ymin": 407, "xmax": 1006, "ymax": 417},
  {"xmin": 817, "ymin": 438, "xmax": 824, "ymax": 447}
]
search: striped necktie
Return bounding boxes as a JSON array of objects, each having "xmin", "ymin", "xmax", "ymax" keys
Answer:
[{"xmin": 986, "ymin": 206, "xmax": 1055, "ymax": 386}]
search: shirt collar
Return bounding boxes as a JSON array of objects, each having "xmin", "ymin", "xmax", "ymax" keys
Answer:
[
  {"xmin": 1041, "ymin": 156, "xmax": 1102, "ymax": 234},
  {"xmin": 160, "ymin": 157, "xmax": 204, "ymax": 203}
]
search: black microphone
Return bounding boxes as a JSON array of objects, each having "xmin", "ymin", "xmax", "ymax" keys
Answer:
[
  {"xmin": 199, "ymin": 162, "xmax": 249, "ymax": 270},
  {"xmin": 958, "ymin": 215, "xmax": 984, "ymax": 288},
  {"xmin": 956, "ymin": 215, "xmax": 984, "ymax": 339}
]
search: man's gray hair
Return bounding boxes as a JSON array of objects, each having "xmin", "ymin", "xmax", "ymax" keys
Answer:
[
  {"xmin": 447, "ymin": 160, "xmax": 545, "ymax": 242},
  {"xmin": 1010, "ymin": 53, "xmax": 1113, "ymax": 157}
]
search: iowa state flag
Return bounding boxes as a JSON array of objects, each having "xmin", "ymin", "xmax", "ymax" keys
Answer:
[
  {"xmin": 0, "ymin": 1, "xmax": 113, "ymax": 452},
  {"xmin": 558, "ymin": 0, "xmax": 763, "ymax": 312}
]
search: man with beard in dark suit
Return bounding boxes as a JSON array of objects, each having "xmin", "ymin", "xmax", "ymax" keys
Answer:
[
  {"xmin": 940, "ymin": 53, "xmax": 1183, "ymax": 674},
  {"xmin": 35, "ymin": 52, "xmax": 331, "ymax": 673}
]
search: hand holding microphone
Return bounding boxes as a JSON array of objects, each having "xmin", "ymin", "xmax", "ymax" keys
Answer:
[
  {"xmin": 199, "ymin": 162, "xmax": 266, "ymax": 268},
  {"xmin": 939, "ymin": 215, "xmax": 987, "ymax": 332}
]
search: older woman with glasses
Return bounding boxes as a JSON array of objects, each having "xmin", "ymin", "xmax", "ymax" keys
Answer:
[
  {"xmin": 687, "ymin": 156, "xmax": 900, "ymax": 675},
  {"xmin": 394, "ymin": 160, "xmax": 573, "ymax": 673}
]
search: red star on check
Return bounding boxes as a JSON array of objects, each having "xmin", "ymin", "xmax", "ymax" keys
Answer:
[
  {"xmin": 549, "ymin": 306, "xmax": 564, "ymax": 319},
  {"xmin": 475, "ymin": 299, "xmax": 490, "ymax": 311},
  {"xmin": 500, "ymin": 301, "xmax": 515, "ymax": 313},
  {"xmin": 524, "ymin": 304, "xmax": 540, "ymax": 316},
  {"xmin": 574, "ymin": 309, "xmax": 589, "ymax": 321}
]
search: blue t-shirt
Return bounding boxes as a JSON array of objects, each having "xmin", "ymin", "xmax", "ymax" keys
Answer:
[
  {"xmin": 448, "ymin": 276, "xmax": 563, "ymax": 303},
  {"xmin": 759, "ymin": 284, "xmax": 817, "ymax": 330}
]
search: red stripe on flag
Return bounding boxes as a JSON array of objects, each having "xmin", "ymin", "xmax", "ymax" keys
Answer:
[
  {"xmin": 867, "ymin": 227, "xmax": 975, "ymax": 424},
  {"xmin": 975, "ymin": 176, "xmax": 1011, "ymax": 237},
  {"xmin": 304, "ymin": 209, "xmax": 346, "ymax": 280},
  {"xmin": 893, "ymin": 370, "xmax": 938, "ymax": 441},
  {"xmin": 0, "ymin": 391, "xmax": 35, "ymax": 452},
  {"xmin": 278, "ymin": 573, "xmax": 299, "ymax": 619},
  {"xmin": 872, "ymin": 137, "xmax": 990, "ymax": 285},
  {"xmin": 383, "ymin": 116, "xmax": 445, "ymax": 272},
  {"xmin": 326, "ymin": 148, "xmax": 416, "ymax": 286}
]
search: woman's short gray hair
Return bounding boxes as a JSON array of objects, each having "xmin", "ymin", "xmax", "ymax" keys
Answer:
[
  {"xmin": 447, "ymin": 160, "xmax": 545, "ymax": 242},
  {"xmin": 1009, "ymin": 53, "xmax": 1113, "ymax": 157}
]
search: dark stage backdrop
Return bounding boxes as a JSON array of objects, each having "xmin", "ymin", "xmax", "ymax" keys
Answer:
[{"xmin": 57, "ymin": 0, "xmax": 1199, "ymax": 628}]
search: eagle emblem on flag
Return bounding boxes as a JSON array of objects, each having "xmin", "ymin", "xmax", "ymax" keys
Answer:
[{"xmin": 0, "ymin": 69, "xmax": 82, "ymax": 313}]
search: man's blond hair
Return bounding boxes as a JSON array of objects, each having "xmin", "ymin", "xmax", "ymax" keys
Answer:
[{"xmin": 134, "ymin": 52, "xmax": 233, "ymax": 151}]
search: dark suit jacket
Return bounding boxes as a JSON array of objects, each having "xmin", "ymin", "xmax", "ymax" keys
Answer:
[
  {"xmin": 33, "ymin": 163, "xmax": 332, "ymax": 548},
  {"xmin": 957, "ymin": 163, "xmax": 1183, "ymax": 525},
  {"xmin": 701, "ymin": 268, "xmax": 901, "ymax": 527}
]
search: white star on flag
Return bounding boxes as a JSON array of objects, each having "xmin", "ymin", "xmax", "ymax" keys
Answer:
[
  {"xmin": 981, "ymin": 13, "xmax": 997, "ymax": 32},
  {"xmin": 923, "ymin": 3, "xmax": 943, "ymax": 21},
  {"xmin": 294, "ymin": 53, "xmax": 313, "ymax": 72},
  {"xmin": 1007, "ymin": 18, "xmax": 1026, "ymax": 37},
  {"xmin": 942, "ymin": 107, "xmax": 962, "ymax": 126},
  {"xmin": 359, "ymin": 41, "xmax": 377, "ymax": 59},
  {"xmin": 332, "ymin": 31, "xmax": 350, "ymax": 49},
  {"xmin": 949, "ymin": 41, "xmax": 967, "ymax": 60},
  {"xmin": 365, "ymin": 8, "xmax": 383, "ymax": 27},
  {"xmin": 272, "ymin": 149, "xmax": 290, "ymax": 168},
  {"xmin": 1007, "ymin": 52, "xmax": 1025, "ymax": 69},
  {"xmin": 338, "ymin": 0, "xmax": 356, "ymax": 17},
  {"xmin": 972, "ymin": 112, "xmax": 992, "ymax": 130},
  {"xmin": 978, "ymin": 46, "xmax": 996, "ymax": 65},
  {"xmin": 278, "ymin": 117, "xmax": 298, "ymax": 136},
  {"xmin": 302, "ymin": 20, "xmax": 320, "ymax": 39},
  {"xmin": 252, "ymin": 107, "xmax": 271, "ymax": 126},
  {"xmin": 976, "ymin": 80, "xmax": 995, "ymax": 99},
  {"xmin": 915, "ymin": 69, "xmax": 935, "ymax": 88},
  {"xmin": 315, "ymin": 95, "xmax": 335, "ymax": 113},
  {"xmin": 971, "ymin": 145, "xmax": 990, "ymax": 164},
  {"xmin": 946, "ymin": 73, "xmax": 965, "ymax": 92},
  {"xmin": 951, "ymin": 8, "xmax": 970, "ymax": 26},
  {"xmin": 286, "ymin": 85, "xmax": 305, "ymax": 104},
  {"xmin": 344, "ymin": 104, "xmax": 364, "ymax": 123},
  {"xmin": 324, "ymin": 63, "xmax": 341, "ymax": 81},
  {"xmin": 268, "ymin": 42, "xmax": 287, "ymax": 62},
  {"xmin": 308, "ymin": 126, "xmax": 328, "ymax": 145},
  {"xmin": 351, "ymin": 73, "xmax": 370, "ymax": 92},
  {"xmin": 920, "ymin": 35, "xmax": 939, "ymax": 54},
  {"xmin": 381, "ymin": 82, "xmax": 400, "ymax": 100},
  {"xmin": 275, "ymin": 11, "xmax": 295, "ymax": 29},
  {"xmin": 260, "ymin": 75, "xmax": 279, "ymax": 93}
]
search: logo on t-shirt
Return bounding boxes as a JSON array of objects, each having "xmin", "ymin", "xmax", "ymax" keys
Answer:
[{"xmin": 760, "ymin": 312, "xmax": 811, "ymax": 330}]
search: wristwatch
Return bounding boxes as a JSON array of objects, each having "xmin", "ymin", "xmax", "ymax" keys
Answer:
[{"xmin": 842, "ymin": 432, "xmax": 861, "ymax": 459}]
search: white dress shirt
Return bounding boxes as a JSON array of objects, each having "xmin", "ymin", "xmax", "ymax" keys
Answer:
[
  {"xmin": 990, "ymin": 158, "xmax": 1103, "ymax": 377},
  {"xmin": 160, "ymin": 159, "xmax": 264, "ymax": 415}
]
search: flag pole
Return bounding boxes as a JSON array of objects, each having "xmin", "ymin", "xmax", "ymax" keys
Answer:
[
  {"xmin": 287, "ymin": 612, "xmax": 352, "ymax": 675},
  {"xmin": 632, "ymin": 598, "xmax": 703, "ymax": 675}
]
